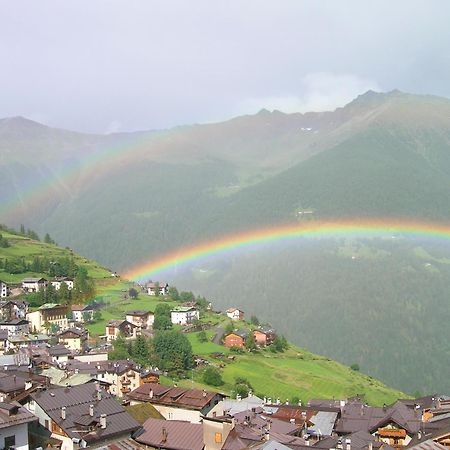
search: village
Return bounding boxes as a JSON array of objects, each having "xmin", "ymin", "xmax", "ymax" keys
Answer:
[{"xmin": 0, "ymin": 276, "xmax": 448, "ymax": 450}]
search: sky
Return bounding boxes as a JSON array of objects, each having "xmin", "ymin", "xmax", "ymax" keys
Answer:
[{"xmin": 1, "ymin": 0, "xmax": 449, "ymax": 134}]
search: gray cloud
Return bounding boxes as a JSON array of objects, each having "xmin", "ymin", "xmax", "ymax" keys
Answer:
[{"xmin": 0, "ymin": 0, "xmax": 449, "ymax": 132}]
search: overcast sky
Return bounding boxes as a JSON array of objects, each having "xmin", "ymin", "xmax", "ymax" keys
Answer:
[{"xmin": 1, "ymin": 0, "xmax": 449, "ymax": 133}]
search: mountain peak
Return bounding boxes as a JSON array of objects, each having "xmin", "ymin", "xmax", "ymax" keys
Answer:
[{"xmin": 0, "ymin": 116, "xmax": 48, "ymax": 132}]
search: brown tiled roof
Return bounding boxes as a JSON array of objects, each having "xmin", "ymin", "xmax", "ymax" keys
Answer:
[
  {"xmin": 134, "ymin": 417, "xmax": 203, "ymax": 450},
  {"xmin": 271, "ymin": 405, "xmax": 318, "ymax": 425},
  {"xmin": 71, "ymin": 304, "xmax": 91, "ymax": 312},
  {"xmin": 31, "ymin": 383, "xmax": 140, "ymax": 444},
  {"xmin": 126, "ymin": 310, "xmax": 152, "ymax": 317},
  {"xmin": 58, "ymin": 327, "xmax": 87, "ymax": 338},
  {"xmin": 128, "ymin": 383, "xmax": 224, "ymax": 411}
]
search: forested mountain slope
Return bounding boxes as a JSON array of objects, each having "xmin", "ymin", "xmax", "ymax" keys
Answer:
[{"xmin": 2, "ymin": 90, "xmax": 450, "ymax": 395}]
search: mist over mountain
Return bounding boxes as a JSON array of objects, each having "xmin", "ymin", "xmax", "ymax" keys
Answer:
[{"xmin": 2, "ymin": 90, "xmax": 450, "ymax": 394}]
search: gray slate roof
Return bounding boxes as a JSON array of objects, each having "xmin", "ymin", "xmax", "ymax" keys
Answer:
[{"xmin": 31, "ymin": 383, "xmax": 140, "ymax": 444}]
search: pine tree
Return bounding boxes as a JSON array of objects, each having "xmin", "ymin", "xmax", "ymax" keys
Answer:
[{"xmin": 132, "ymin": 335, "xmax": 150, "ymax": 367}]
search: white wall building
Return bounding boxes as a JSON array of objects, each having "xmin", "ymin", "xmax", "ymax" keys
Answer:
[
  {"xmin": 51, "ymin": 277, "xmax": 74, "ymax": 291},
  {"xmin": 22, "ymin": 277, "xmax": 47, "ymax": 293},
  {"xmin": 170, "ymin": 307, "xmax": 200, "ymax": 325},
  {"xmin": 0, "ymin": 402, "xmax": 36, "ymax": 450}
]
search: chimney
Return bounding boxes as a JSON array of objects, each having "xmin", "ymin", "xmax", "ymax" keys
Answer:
[
  {"xmin": 162, "ymin": 427, "xmax": 168, "ymax": 443},
  {"xmin": 89, "ymin": 404, "xmax": 94, "ymax": 417},
  {"xmin": 202, "ymin": 389, "xmax": 207, "ymax": 398},
  {"xmin": 346, "ymin": 438, "xmax": 351, "ymax": 450},
  {"xmin": 368, "ymin": 442, "xmax": 373, "ymax": 450},
  {"xmin": 236, "ymin": 394, "xmax": 241, "ymax": 402},
  {"xmin": 149, "ymin": 389, "xmax": 154, "ymax": 399},
  {"xmin": 61, "ymin": 407, "xmax": 66, "ymax": 420},
  {"xmin": 298, "ymin": 399, "xmax": 302, "ymax": 406},
  {"xmin": 95, "ymin": 381, "xmax": 100, "ymax": 391},
  {"xmin": 100, "ymin": 414, "xmax": 106, "ymax": 429},
  {"xmin": 276, "ymin": 398, "xmax": 280, "ymax": 405},
  {"xmin": 96, "ymin": 390, "xmax": 102, "ymax": 401},
  {"xmin": 25, "ymin": 379, "xmax": 33, "ymax": 391}
]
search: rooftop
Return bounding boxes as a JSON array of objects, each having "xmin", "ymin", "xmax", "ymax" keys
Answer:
[
  {"xmin": 31, "ymin": 383, "xmax": 140, "ymax": 444},
  {"xmin": 134, "ymin": 417, "xmax": 203, "ymax": 450}
]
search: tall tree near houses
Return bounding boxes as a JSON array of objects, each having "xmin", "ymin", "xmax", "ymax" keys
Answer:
[{"xmin": 132, "ymin": 335, "xmax": 150, "ymax": 367}]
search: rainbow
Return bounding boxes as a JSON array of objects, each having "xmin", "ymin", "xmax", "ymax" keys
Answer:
[
  {"xmin": 123, "ymin": 218, "xmax": 450, "ymax": 281},
  {"xmin": 0, "ymin": 130, "xmax": 167, "ymax": 220}
]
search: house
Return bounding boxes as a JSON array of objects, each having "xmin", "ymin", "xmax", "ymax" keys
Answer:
[
  {"xmin": 226, "ymin": 308, "xmax": 244, "ymax": 321},
  {"xmin": 334, "ymin": 399, "xmax": 422, "ymax": 447},
  {"xmin": 133, "ymin": 417, "xmax": 204, "ymax": 450},
  {"xmin": 203, "ymin": 415, "xmax": 235, "ymax": 450},
  {"xmin": 26, "ymin": 303, "xmax": 69, "ymax": 334},
  {"xmin": 0, "ymin": 280, "xmax": 8, "ymax": 298},
  {"xmin": 0, "ymin": 401, "xmax": 37, "ymax": 450},
  {"xmin": 71, "ymin": 304, "xmax": 94, "ymax": 323},
  {"xmin": 0, "ymin": 319, "xmax": 30, "ymax": 337},
  {"xmin": 48, "ymin": 345, "xmax": 71, "ymax": 364},
  {"xmin": 50, "ymin": 277, "xmax": 74, "ymax": 291},
  {"xmin": 223, "ymin": 329, "xmax": 249, "ymax": 349},
  {"xmin": 0, "ymin": 300, "xmax": 29, "ymax": 321},
  {"xmin": 24, "ymin": 383, "xmax": 140, "ymax": 450},
  {"xmin": 7, "ymin": 334, "xmax": 51, "ymax": 351},
  {"xmin": 140, "ymin": 369, "xmax": 161, "ymax": 384},
  {"xmin": 57, "ymin": 328, "xmax": 88, "ymax": 352},
  {"xmin": 105, "ymin": 320, "xmax": 138, "ymax": 341},
  {"xmin": 146, "ymin": 282, "xmax": 169, "ymax": 296},
  {"xmin": 62, "ymin": 359, "xmax": 142, "ymax": 398},
  {"xmin": 219, "ymin": 408, "xmax": 304, "ymax": 450},
  {"xmin": 125, "ymin": 310, "xmax": 154, "ymax": 329},
  {"xmin": 21, "ymin": 277, "xmax": 47, "ymax": 293},
  {"xmin": 0, "ymin": 369, "xmax": 49, "ymax": 403},
  {"xmin": 127, "ymin": 383, "xmax": 226, "ymax": 423},
  {"xmin": 170, "ymin": 306, "xmax": 200, "ymax": 325},
  {"xmin": 253, "ymin": 326, "xmax": 277, "ymax": 346},
  {"xmin": 312, "ymin": 430, "xmax": 391, "ymax": 450}
]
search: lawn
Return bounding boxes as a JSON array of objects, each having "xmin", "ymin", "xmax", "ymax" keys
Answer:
[
  {"xmin": 169, "ymin": 335, "xmax": 406, "ymax": 406},
  {"xmin": 85, "ymin": 281, "xmax": 178, "ymax": 336},
  {"xmin": 0, "ymin": 233, "xmax": 111, "ymax": 283}
]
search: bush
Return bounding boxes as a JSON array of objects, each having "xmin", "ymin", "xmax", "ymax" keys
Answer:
[{"xmin": 203, "ymin": 367, "xmax": 224, "ymax": 386}]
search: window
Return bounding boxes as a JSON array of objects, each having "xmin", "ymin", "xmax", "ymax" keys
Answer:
[
  {"xmin": 215, "ymin": 432, "xmax": 222, "ymax": 443},
  {"xmin": 5, "ymin": 435, "xmax": 15, "ymax": 448}
]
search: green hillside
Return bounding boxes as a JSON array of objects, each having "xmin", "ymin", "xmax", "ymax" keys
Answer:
[
  {"xmin": 2, "ymin": 90, "xmax": 450, "ymax": 397},
  {"xmin": 82, "ymin": 280, "xmax": 406, "ymax": 406},
  {"xmin": 178, "ymin": 333, "xmax": 406, "ymax": 407},
  {"xmin": 0, "ymin": 231, "xmax": 405, "ymax": 406},
  {"xmin": 0, "ymin": 227, "xmax": 111, "ymax": 283}
]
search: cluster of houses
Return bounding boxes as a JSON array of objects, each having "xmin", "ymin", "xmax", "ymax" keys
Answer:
[
  {"xmin": 0, "ymin": 351, "xmax": 449, "ymax": 450},
  {"xmin": 1, "ymin": 279, "xmax": 449, "ymax": 449}
]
